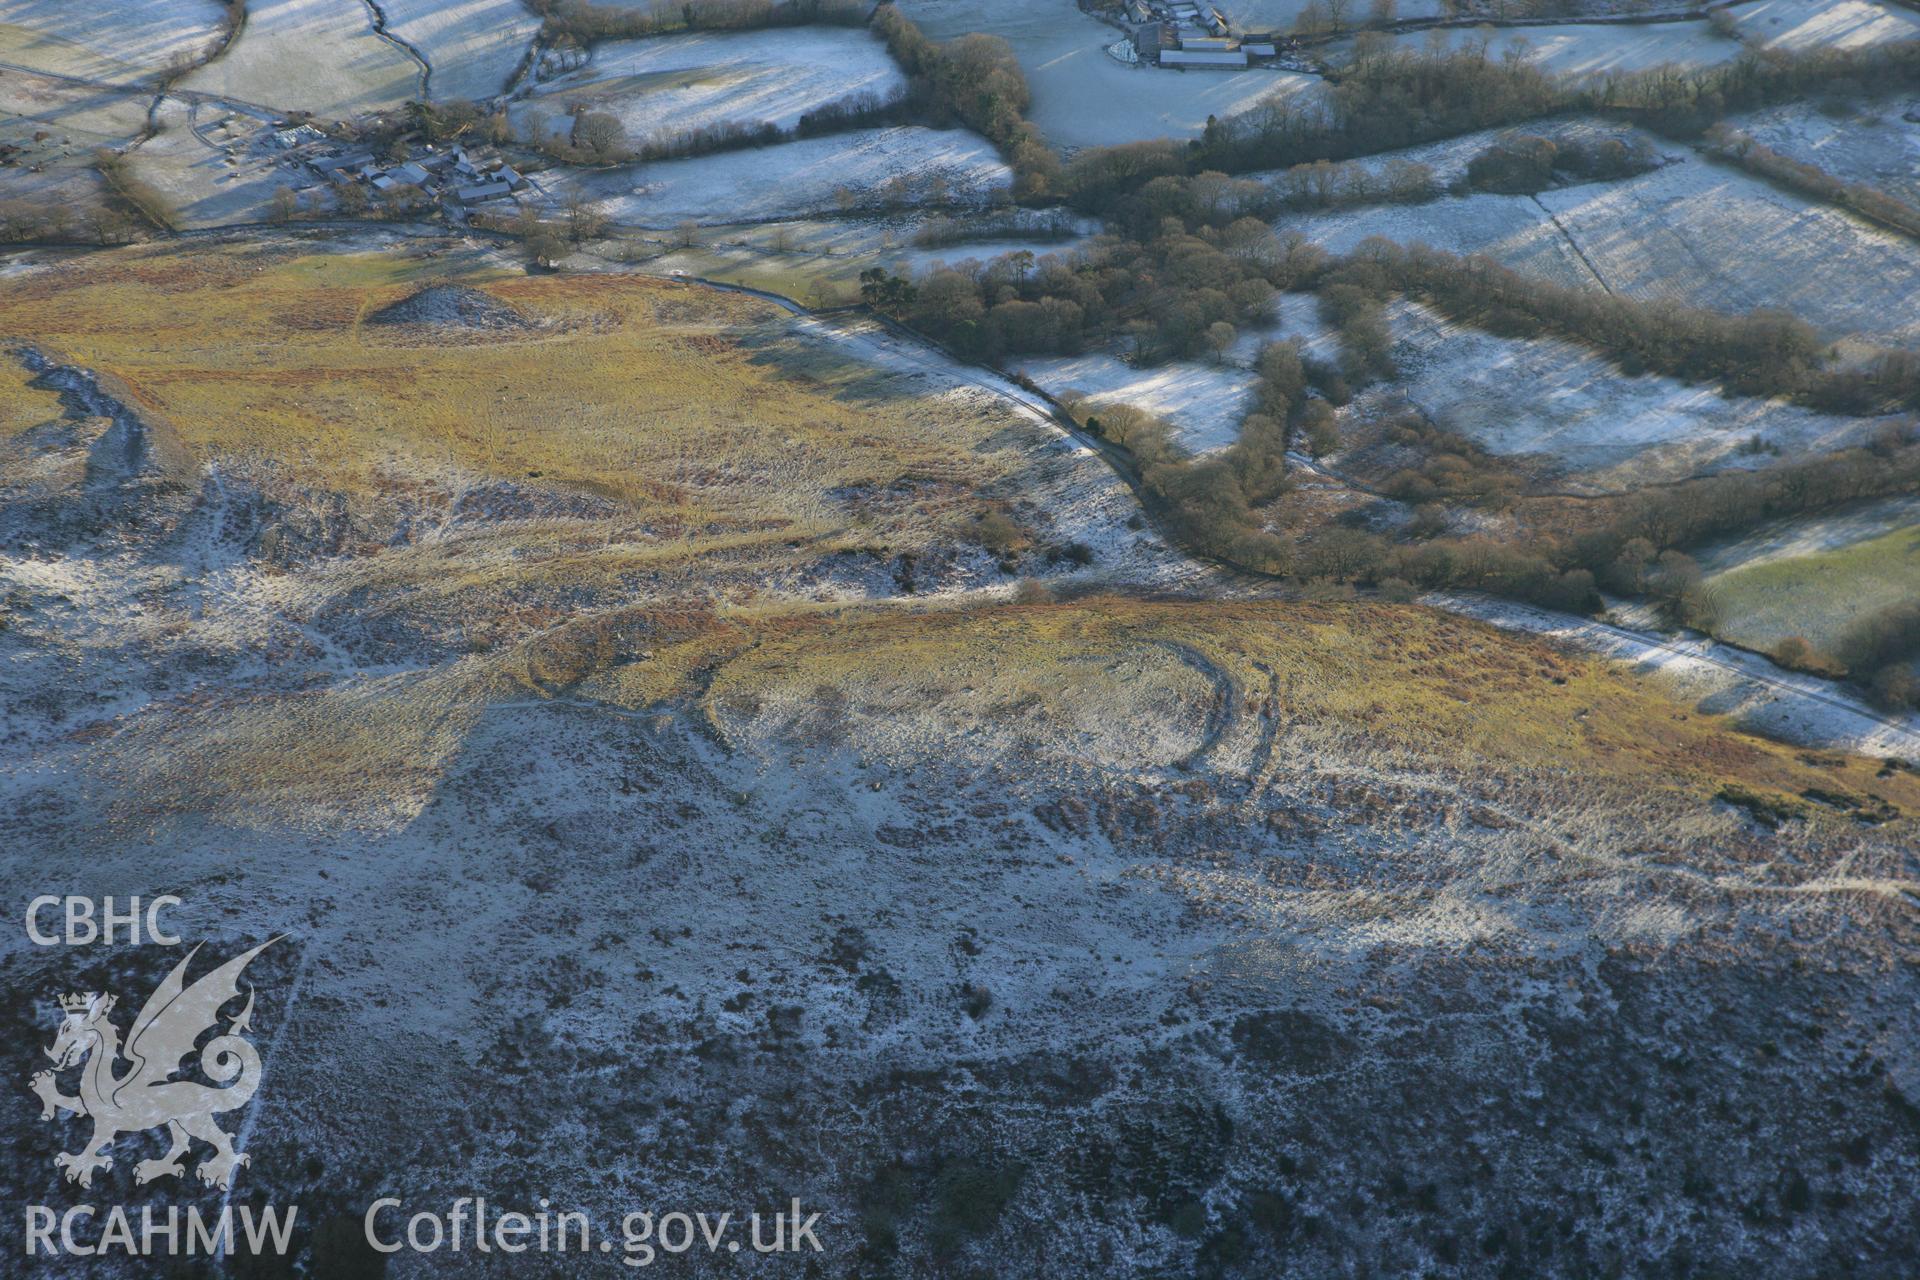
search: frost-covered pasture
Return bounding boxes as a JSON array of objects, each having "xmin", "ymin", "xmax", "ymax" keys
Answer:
[
  {"xmin": 0, "ymin": 0, "xmax": 227, "ymax": 85},
  {"xmin": 0, "ymin": 145, "xmax": 110, "ymax": 231},
  {"xmin": 0, "ymin": 70, "xmax": 150, "ymax": 229},
  {"xmin": 1728, "ymin": 95, "xmax": 1920, "ymax": 209},
  {"xmin": 1265, "ymin": 118, "xmax": 1681, "ymax": 294},
  {"xmin": 124, "ymin": 96, "xmax": 293, "ymax": 229},
  {"xmin": 1015, "ymin": 292, "xmax": 1351, "ymax": 455},
  {"xmin": 180, "ymin": 0, "xmax": 423, "ymax": 119},
  {"xmin": 1284, "ymin": 191, "xmax": 1607, "ymax": 293},
  {"xmin": 517, "ymin": 28, "xmax": 905, "ymax": 148},
  {"xmin": 0, "ymin": 67, "xmax": 150, "ymax": 149},
  {"xmin": 1325, "ymin": 20, "xmax": 1745, "ymax": 78},
  {"xmin": 1371, "ymin": 300, "xmax": 1899, "ymax": 490},
  {"xmin": 1728, "ymin": 0, "xmax": 1920, "ymax": 50},
  {"xmin": 565, "ymin": 126, "xmax": 1012, "ymax": 226},
  {"xmin": 899, "ymin": 0, "xmax": 1323, "ymax": 148},
  {"xmin": 1015, "ymin": 352, "xmax": 1259, "ymax": 454},
  {"xmin": 1691, "ymin": 495, "xmax": 1920, "ymax": 656},
  {"xmin": 1535, "ymin": 156, "xmax": 1920, "ymax": 347},
  {"xmin": 381, "ymin": 0, "xmax": 541, "ymax": 103},
  {"xmin": 1295, "ymin": 155, "xmax": 1920, "ymax": 348},
  {"xmin": 636, "ymin": 208, "xmax": 1095, "ymax": 261},
  {"xmin": 1228, "ymin": 291, "xmax": 1344, "ymax": 368}
]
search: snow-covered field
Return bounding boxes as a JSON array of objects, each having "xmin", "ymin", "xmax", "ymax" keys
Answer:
[
  {"xmin": 1537, "ymin": 156, "xmax": 1920, "ymax": 346},
  {"xmin": 1729, "ymin": 96, "xmax": 1920, "ymax": 208},
  {"xmin": 891, "ymin": 235, "xmax": 1092, "ymax": 277},
  {"xmin": 1228, "ymin": 291, "xmax": 1344, "ymax": 367},
  {"xmin": 899, "ymin": 0, "xmax": 1323, "ymax": 148},
  {"xmin": 1298, "ymin": 154, "xmax": 1920, "ymax": 346},
  {"xmin": 1729, "ymin": 0, "xmax": 1920, "ymax": 49},
  {"xmin": 0, "ymin": 66, "xmax": 151, "ymax": 147},
  {"xmin": 567, "ymin": 126, "xmax": 1012, "ymax": 226},
  {"xmin": 1284, "ymin": 190, "xmax": 1608, "ymax": 292},
  {"xmin": 518, "ymin": 28, "xmax": 906, "ymax": 147},
  {"xmin": 1376, "ymin": 301, "xmax": 1898, "ymax": 489},
  {"xmin": 0, "ymin": 0, "xmax": 227, "ymax": 85},
  {"xmin": 180, "ymin": 0, "xmax": 423, "ymax": 118},
  {"xmin": 381, "ymin": 0, "xmax": 540, "ymax": 103},
  {"xmin": 1014, "ymin": 352, "xmax": 1258, "ymax": 454},
  {"xmin": 125, "ymin": 95, "xmax": 292, "ymax": 229},
  {"xmin": 1326, "ymin": 19, "xmax": 1745, "ymax": 78}
]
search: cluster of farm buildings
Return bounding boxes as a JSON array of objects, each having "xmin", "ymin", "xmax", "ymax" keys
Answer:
[
  {"xmin": 1123, "ymin": 1, "xmax": 1296, "ymax": 68},
  {"xmin": 261, "ymin": 123, "xmax": 532, "ymax": 209}
]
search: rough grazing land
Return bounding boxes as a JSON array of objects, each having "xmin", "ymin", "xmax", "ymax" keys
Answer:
[
  {"xmin": 5, "ymin": 215, "xmax": 1920, "ymax": 1274},
  {"xmin": 0, "ymin": 238, "xmax": 1182, "ymax": 597}
]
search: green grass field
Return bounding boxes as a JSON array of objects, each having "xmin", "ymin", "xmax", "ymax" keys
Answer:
[{"xmin": 1708, "ymin": 523, "xmax": 1920, "ymax": 655}]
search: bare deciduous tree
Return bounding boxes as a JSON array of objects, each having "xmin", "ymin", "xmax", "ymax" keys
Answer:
[{"xmin": 571, "ymin": 111, "xmax": 628, "ymax": 163}]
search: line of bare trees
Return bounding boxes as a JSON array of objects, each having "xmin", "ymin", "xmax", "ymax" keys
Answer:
[
  {"xmin": 90, "ymin": 150, "xmax": 176, "ymax": 233},
  {"xmin": 1054, "ymin": 38, "xmax": 1920, "ymax": 195},
  {"xmin": 869, "ymin": 7, "xmax": 1059, "ymax": 199},
  {"xmin": 1330, "ymin": 238, "xmax": 1920, "ymax": 413},
  {"xmin": 1702, "ymin": 125, "xmax": 1920, "ymax": 243},
  {"xmin": 527, "ymin": 0, "xmax": 867, "ymax": 45}
]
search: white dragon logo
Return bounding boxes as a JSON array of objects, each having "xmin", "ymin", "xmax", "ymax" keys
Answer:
[{"xmin": 28, "ymin": 939, "xmax": 279, "ymax": 1190}]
